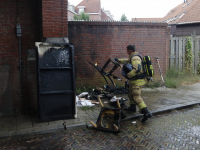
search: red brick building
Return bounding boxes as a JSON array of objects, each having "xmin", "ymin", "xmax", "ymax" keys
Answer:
[
  {"xmin": 163, "ymin": 0, "xmax": 200, "ymax": 36},
  {"xmin": 68, "ymin": 0, "xmax": 113, "ymax": 21},
  {"xmin": 132, "ymin": 0, "xmax": 200, "ymax": 36}
]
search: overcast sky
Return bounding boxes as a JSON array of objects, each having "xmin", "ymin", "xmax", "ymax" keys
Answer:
[{"xmin": 68, "ymin": 0, "xmax": 184, "ymax": 20}]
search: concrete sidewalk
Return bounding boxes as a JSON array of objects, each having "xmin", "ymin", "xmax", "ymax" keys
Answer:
[{"xmin": 1, "ymin": 83, "xmax": 200, "ymax": 138}]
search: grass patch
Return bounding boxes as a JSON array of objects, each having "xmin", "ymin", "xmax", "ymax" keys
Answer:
[
  {"xmin": 80, "ymin": 106, "xmax": 94, "ymax": 111},
  {"xmin": 145, "ymin": 81, "xmax": 161, "ymax": 89},
  {"xmin": 165, "ymin": 68, "xmax": 200, "ymax": 88},
  {"xmin": 76, "ymin": 86, "xmax": 93, "ymax": 94}
]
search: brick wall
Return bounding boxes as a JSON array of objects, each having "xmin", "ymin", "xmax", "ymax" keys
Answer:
[
  {"xmin": 0, "ymin": 0, "xmax": 69, "ymax": 114},
  {"xmin": 29, "ymin": 0, "xmax": 69, "ymax": 110},
  {"xmin": 42, "ymin": 0, "xmax": 68, "ymax": 37},
  {"xmin": 0, "ymin": 0, "xmax": 41, "ymax": 114},
  {"xmin": 68, "ymin": 21, "xmax": 170, "ymax": 88}
]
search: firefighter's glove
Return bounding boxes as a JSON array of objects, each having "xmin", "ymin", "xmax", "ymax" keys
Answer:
[
  {"xmin": 114, "ymin": 57, "xmax": 119, "ymax": 62},
  {"xmin": 127, "ymin": 64, "xmax": 142, "ymax": 79},
  {"xmin": 136, "ymin": 64, "xmax": 141, "ymax": 73}
]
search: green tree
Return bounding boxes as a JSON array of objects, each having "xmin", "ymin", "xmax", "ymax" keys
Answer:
[
  {"xmin": 74, "ymin": 12, "xmax": 90, "ymax": 20},
  {"xmin": 121, "ymin": 14, "xmax": 128, "ymax": 21},
  {"xmin": 74, "ymin": 14, "xmax": 79, "ymax": 20}
]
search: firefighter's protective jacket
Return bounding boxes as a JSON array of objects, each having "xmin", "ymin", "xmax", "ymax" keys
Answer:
[{"xmin": 118, "ymin": 52, "xmax": 146, "ymax": 86}]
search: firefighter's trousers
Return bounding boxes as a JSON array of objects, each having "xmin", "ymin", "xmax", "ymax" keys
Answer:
[{"xmin": 128, "ymin": 84, "xmax": 147, "ymax": 110}]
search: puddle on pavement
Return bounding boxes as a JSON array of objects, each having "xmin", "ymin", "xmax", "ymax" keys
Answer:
[{"xmin": 157, "ymin": 98, "xmax": 176, "ymax": 105}]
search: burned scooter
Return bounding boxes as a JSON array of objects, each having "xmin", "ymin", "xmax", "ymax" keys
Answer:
[
  {"xmin": 87, "ymin": 58, "xmax": 122, "ymax": 87},
  {"xmin": 87, "ymin": 58, "xmax": 128, "ymax": 94}
]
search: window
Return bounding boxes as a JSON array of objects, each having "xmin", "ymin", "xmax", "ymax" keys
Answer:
[
  {"xmin": 79, "ymin": 8, "xmax": 84, "ymax": 14},
  {"xmin": 78, "ymin": 6, "xmax": 85, "ymax": 14}
]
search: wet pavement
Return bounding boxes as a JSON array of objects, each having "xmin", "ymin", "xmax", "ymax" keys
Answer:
[
  {"xmin": 1, "ymin": 106, "xmax": 200, "ymax": 150},
  {"xmin": 0, "ymin": 83, "xmax": 200, "ymax": 138}
]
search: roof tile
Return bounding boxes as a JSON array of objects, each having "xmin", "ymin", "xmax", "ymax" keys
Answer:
[{"xmin": 163, "ymin": 0, "xmax": 200, "ymax": 24}]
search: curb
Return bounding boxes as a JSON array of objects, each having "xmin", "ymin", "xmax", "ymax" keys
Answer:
[
  {"xmin": 122, "ymin": 102, "xmax": 200, "ymax": 122},
  {"xmin": 86, "ymin": 102, "xmax": 200, "ymax": 128},
  {"xmin": 0, "ymin": 102, "xmax": 199, "ymax": 138}
]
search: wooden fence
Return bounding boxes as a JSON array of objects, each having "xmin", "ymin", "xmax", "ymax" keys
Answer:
[{"xmin": 169, "ymin": 36, "xmax": 200, "ymax": 73}]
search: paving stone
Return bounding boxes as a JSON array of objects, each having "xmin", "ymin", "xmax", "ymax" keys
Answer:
[
  {"xmin": 0, "ymin": 131, "xmax": 8, "ymax": 138},
  {"xmin": 85, "ymin": 109, "xmax": 100, "ymax": 119},
  {"xmin": 16, "ymin": 112, "xmax": 29, "ymax": 119},
  {"xmin": 1, "ymin": 83, "xmax": 200, "ymax": 138},
  {"xmin": 0, "ymin": 116, "xmax": 16, "ymax": 131},
  {"xmin": 31, "ymin": 116, "xmax": 49, "ymax": 128},
  {"xmin": 1, "ymin": 107, "xmax": 200, "ymax": 149},
  {"xmin": 48, "ymin": 120, "xmax": 65, "ymax": 127},
  {"xmin": 62, "ymin": 118, "xmax": 84, "ymax": 127},
  {"xmin": 9, "ymin": 128, "xmax": 35, "ymax": 137},
  {"xmin": 32, "ymin": 124, "xmax": 63, "ymax": 133},
  {"xmin": 17, "ymin": 116, "xmax": 32, "ymax": 130},
  {"xmin": 77, "ymin": 113, "xmax": 92, "ymax": 122}
]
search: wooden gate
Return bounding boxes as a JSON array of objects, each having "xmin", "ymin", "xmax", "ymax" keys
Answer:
[{"xmin": 169, "ymin": 36, "xmax": 200, "ymax": 73}]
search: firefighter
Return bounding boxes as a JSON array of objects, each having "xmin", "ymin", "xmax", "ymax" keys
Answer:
[{"xmin": 115, "ymin": 45, "xmax": 152, "ymax": 122}]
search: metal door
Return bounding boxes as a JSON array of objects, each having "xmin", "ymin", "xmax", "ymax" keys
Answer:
[{"xmin": 36, "ymin": 43, "xmax": 76, "ymax": 122}]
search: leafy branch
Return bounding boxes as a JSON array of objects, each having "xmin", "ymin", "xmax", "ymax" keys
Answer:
[{"xmin": 185, "ymin": 38, "xmax": 193, "ymax": 74}]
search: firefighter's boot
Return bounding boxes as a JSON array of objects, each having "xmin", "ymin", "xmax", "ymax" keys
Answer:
[
  {"xmin": 141, "ymin": 107, "xmax": 152, "ymax": 122},
  {"xmin": 124, "ymin": 104, "xmax": 136, "ymax": 112}
]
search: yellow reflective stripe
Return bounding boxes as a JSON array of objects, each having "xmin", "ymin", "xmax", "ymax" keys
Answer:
[
  {"xmin": 129, "ymin": 79, "xmax": 146, "ymax": 86},
  {"xmin": 130, "ymin": 70, "xmax": 136, "ymax": 76},
  {"xmin": 146, "ymin": 64, "xmax": 149, "ymax": 75},
  {"xmin": 138, "ymin": 102, "xmax": 147, "ymax": 110},
  {"xmin": 132, "ymin": 60, "xmax": 141, "ymax": 65},
  {"xmin": 137, "ymin": 82, "xmax": 146, "ymax": 86},
  {"xmin": 129, "ymin": 79, "xmax": 146, "ymax": 83},
  {"xmin": 118, "ymin": 59, "xmax": 128, "ymax": 64},
  {"xmin": 150, "ymin": 65, "xmax": 153, "ymax": 70}
]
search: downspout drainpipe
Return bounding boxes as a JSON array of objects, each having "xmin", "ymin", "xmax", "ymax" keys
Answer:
[
  {"xmin": 16, "ymin": 23, "xmax": 23, "ymax": 108},
  {"xmin": 19, "ymin": 36, "xmax": 22, "ymax": 106}
]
